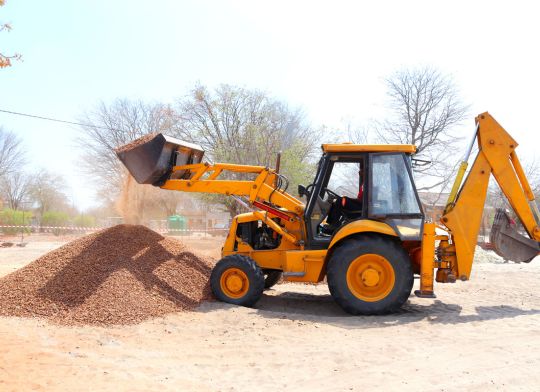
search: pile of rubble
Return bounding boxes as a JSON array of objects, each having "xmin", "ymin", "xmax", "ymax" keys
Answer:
[{"xmin": 0, "ymin": 225, "xmax": 213, "ymax": 326}]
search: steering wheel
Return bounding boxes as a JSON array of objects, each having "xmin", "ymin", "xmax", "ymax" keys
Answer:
[
  {"xmin": 324, "ymin": 188, "xmax": 340, "ymax": 201},
  {"xmin": 305, "ymin": 183, "xmax": 315, "ymax": 197}
]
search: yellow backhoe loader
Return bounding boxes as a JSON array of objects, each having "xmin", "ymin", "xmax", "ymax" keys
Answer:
[{"xmin": 116, "ymin": 112, "xmax": 539, "ymax": 315}]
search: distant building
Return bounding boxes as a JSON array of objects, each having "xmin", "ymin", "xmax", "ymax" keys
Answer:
[
  {"xmin": 178, "ymin": 207, "xmax": 230, "ymax": 230},
  {"xmin": 417, "ymin": 192, "xmax": 450, "ymax": 222}
]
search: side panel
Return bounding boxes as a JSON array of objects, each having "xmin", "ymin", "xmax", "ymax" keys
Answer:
[
  {"xmin": 283, "ymin": 250, "xmax": 326, "ymax": 282},
  {"xmin": 224, "ymin": 249, "xmax": 327, "ymax": 283},
  {"xmin": 248, "ymin": 249, "xmax": 327, "ymax": 282}
]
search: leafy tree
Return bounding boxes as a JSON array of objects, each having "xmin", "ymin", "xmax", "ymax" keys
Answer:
[
  {"xmin": 78, "ymin": 88, "xmax": 321, "ymax": 220},
  {"xmin": 176, "ymin": 84, "xmax": 321, "ymax": 216},
  {"xmin": 41, "ymin": 211, "xmax": 70, "ymax": 235},
  {"xmin": 73, "ymin": 214, "xmax": 96, "ymax": 228},
  {"xmin": 29, "ymin": 170, "xmax": 70, "ymax": 217}
]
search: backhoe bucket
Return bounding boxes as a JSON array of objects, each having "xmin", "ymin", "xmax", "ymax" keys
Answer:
[
  {"xmin": 489, "ymin": 208, "xmax": 539, "ymax": 263},
  {"xmin": 116, "ymin": 133, "xmax": 204, "ymax": 185}
]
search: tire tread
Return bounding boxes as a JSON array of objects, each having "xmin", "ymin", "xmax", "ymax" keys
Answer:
[
  {"xmin": 327, "ymin": 234, "xmax": 413, "ymax": 315},
  {"xmin": 210, "ymin": 254, "xmax": 265, "ymax": 307}
]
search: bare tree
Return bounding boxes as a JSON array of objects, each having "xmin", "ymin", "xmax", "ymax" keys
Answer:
[
  {"xmin": 1, "ymin": 171, "xmax": 30, "ymax": 209},
  {"xmin": 29, "ymin": 170, "xmax": 69, "ymax": 217},
  {"xmin": 77, "ymin": 99, "xmax": 183, "ymax": 223},
  {"xmin": 78, "ymin": 89, "xmax": 321, "ymax": 221},
  {"xmin": 346, "ymin": 122, "xmax": 370, "ymax": 145},
  {"xmin": 525, "ymin": 158, "xmax": 540, "ymax": 196},
  {"xmin": 0, "ymin": 128, "xmax": 25, "ymax": 178},
  {"xmin": 487, "ymin": 158, "xmax": 540, "ymax": 211},
  {"xmin": 177, "ymin": 84, "xmax": 318, "ymax": 164},
  {"xmin": 176, "ymin": 84, "xmax": 321, "ymax": 216},
  {"xmin": 77, "ymin": 99, "xmax": 180, "ymax": 194},
  {"xmin": 379, "ymin": 67, "xmax": 469, "ymax": 190}
]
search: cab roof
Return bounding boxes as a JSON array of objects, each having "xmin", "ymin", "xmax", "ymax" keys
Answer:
[{"xmin": 321, "ymin": 143, "xmax": 417, "ymax": 154}]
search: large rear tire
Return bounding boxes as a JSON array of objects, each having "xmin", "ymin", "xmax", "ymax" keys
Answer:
[
  {"xmin": 210, "ymin": 255, "xmax": 265, "ymax": 307},
  {"xmin": 327, "ymin": 235, "xmax": 413, "ymax": 315}
]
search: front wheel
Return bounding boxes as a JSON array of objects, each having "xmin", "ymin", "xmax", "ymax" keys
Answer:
[
  {"xmin": 327, "ymin": 235, "xmax": 413, "ymax": 315},
  {"xmin": 210, "ymin": 255, "xmax": 265, "ymax": 307}
]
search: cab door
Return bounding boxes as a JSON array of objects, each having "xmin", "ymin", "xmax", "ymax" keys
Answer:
[
  {"xmin": 368, "ymin": 153, "xmax": 424, "ymax": 240},
  {"xmin": 303, "ymin": 153, "xmax": 366, "ymax": 249}
]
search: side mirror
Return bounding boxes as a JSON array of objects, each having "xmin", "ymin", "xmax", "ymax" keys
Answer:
[{"xmin": 298, "ymin": 184, "xmax": 307, "ymax": 197}]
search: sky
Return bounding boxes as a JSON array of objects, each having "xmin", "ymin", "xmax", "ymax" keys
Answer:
[{"xmin": 1, "ymin": 0, "xmax": 540, "ymax": 210}]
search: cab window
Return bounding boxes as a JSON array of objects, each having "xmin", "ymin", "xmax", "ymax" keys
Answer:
[{"xmin": 370, "ymin": 154, "xmax": 421, "ymax": 216}]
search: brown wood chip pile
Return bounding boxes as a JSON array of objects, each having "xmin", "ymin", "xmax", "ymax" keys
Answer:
[
  {"xmin": 115, "ymin": 133, "xmax": 157, "ymax": 153},
  {"xmin": 0, "ymin": 225, "xmax": 214, "ymax": 326}
]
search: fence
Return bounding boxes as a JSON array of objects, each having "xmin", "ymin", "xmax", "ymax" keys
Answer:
[{"xmin": 0, "ymin": 225, "xmax": 228, "ymax": 239}]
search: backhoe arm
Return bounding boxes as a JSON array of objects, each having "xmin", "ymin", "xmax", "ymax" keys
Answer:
[{"xmin": 441, "ymin": 112, "xmax": 540, "ymax": 279}]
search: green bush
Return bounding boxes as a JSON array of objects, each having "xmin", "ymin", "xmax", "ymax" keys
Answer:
[
  {"xmin": 41, "ymin": 211, "xmax": 71, "ymax": 235},
  {"xmin": 73, "ymin": 214, "xmax": 96, "ymax": 228},
  {"xmin": 0, "ymin": 209, "xmax": 32, "ymax": 235}
]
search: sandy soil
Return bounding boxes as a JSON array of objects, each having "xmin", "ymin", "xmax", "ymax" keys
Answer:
[{"xmin": 1, "ymin": 239, "xmax": 539, "ymax": 391}]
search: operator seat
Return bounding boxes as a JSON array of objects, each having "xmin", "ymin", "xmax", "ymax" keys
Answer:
[{"xmin": 321, "ymin": 195, "xmax": 364, "ymax": 235}]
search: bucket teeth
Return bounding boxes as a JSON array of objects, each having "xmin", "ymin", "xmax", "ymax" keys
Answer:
[{"xmin": 490, "ymin": 209, "xmax": 539, "ymax": 263}]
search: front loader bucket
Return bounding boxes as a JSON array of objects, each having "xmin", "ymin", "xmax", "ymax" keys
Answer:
[
  {"xmin": 116, "ymin": 133, "xmax": 204, "ymax": 186},
  {"xmin": 490, "ymin": 208, "xmax": 539, "ymax": 263}
]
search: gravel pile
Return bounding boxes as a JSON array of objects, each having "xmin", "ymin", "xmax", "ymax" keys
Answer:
[
  {"xmin": 0, "ymin": 225, "xmax": 213, "ymax": 326},
  {"xmin": 115, "ymin": 133, "xmax": 157, "ymax": 153}
]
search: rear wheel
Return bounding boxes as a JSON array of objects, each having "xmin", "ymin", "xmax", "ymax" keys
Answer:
[
  {"xmin": 327, "ymin": 235, "xmax": 413, "ymax": 315},
  {"xmin": 210, "ymin": 255, "xmax": 265, "ymax": 307},
  {"xmin": 263, "ymin": 269, "xmax": 282, "ymax": 289}
]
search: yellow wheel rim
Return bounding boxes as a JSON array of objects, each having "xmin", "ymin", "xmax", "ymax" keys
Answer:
[
  {"xmin": 346, "ymin": 254, "xmax": 395, "ymax": 302},
  {"xmin": 220, "ymin": 268, "xmax": 250, "ymax": 299}
]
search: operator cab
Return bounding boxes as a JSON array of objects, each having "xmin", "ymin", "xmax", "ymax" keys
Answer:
[{"xmin": 299, "ymin": 144, "xmax": 424, "ymax": 249}]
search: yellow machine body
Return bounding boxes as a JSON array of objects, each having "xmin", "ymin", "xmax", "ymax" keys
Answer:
[
  {"xmin": 157, "ymin": 145, "xmax": 412, "ymax": 284},
  {"xmin": 117, "ymin": 112, "xmax": 539, "ymax": 312},
  {"xmin": 219, "ymin": 213, "xmax": 399, "ymax": 283}
]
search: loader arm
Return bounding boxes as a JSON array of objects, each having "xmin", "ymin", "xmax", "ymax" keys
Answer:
[
  {"xmin": 160, "ymin": 162, "xmax": 304, "ymax": 217},
  {"xmin": 441, "ymin": 112, "xmax": 540, "ymax": 280},
  {"xmin": 115, "ymin": 133, "xmax": 306, "ymax": 246},
  {"xmin": 159, "ymin": 162, "xmax": 306, "ymax": 246}
]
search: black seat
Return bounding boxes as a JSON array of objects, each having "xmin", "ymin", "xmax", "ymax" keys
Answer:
[{"xmin": 320, "ymin": 197, "xmax": 364, "ymax": 235}]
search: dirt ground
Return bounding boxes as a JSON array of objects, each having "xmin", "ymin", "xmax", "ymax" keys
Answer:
[{"xmin": 1, "ymin": 238, "xmax": 539, "ymax": 391}]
